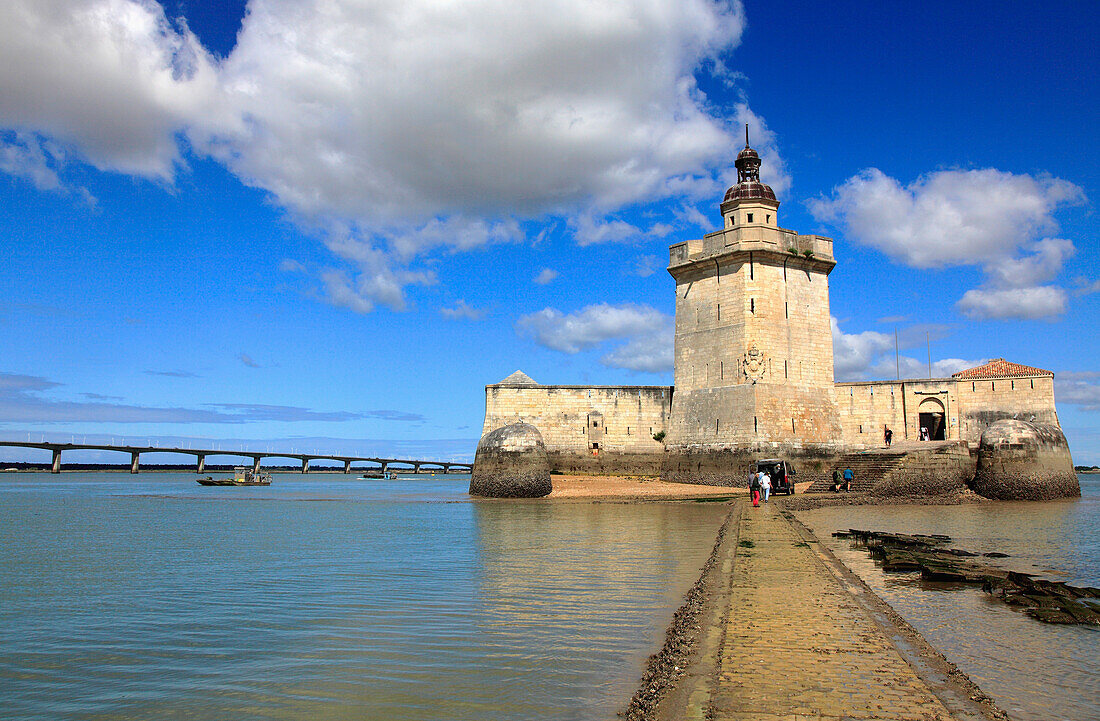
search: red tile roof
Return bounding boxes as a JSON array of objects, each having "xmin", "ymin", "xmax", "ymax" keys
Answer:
[{"xmin": 951, "ymin": 358, "xmax": 1053, "ymax": 380}]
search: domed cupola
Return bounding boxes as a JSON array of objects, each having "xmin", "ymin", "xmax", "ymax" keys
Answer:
[{"xmin": 720, "ymin": 125, "xmax": 779, "ymax": 223}]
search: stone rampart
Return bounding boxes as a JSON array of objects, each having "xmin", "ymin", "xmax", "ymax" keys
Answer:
[
  {"xmin": 481, "ymin": 378, "xmax": 671, "ymax": 475},
  {"xmin": 662, "ymin": 442, "xmax": 840, "ymax": 487},
  {"xmin": 956, "ymin": 376, "xmax": 1058, "ymax": 444},
  {"xmin": 470, "ymin": 423, "xmax": 552, "ymax": 498},
  {"xmin": 972, "ymin": 420, "xmax": 1079, "ymax": 500},
  {"xmin": 867, "ymin": 442, "xmax": 974, "ymax": 497}
]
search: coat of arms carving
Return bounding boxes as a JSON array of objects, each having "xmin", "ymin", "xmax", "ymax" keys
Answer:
[{"xmin": 743, "ymin": 343, "xmax": 767, "ymax": 380}]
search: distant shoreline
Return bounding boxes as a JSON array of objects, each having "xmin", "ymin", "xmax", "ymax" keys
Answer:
[{"xmin": 0, "ymin": 464, "xmax": 465, "ymax": 474}]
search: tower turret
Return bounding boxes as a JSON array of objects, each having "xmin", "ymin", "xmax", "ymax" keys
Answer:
[
  {"xmin": 720, "ymin": 126, "xmax": 780, "ymax": 229},
  {"xmin": 663, "ymin": 129, "xmax": 842, "ymax": 484}
]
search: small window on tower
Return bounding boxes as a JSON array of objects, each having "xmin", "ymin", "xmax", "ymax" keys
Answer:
[
  {"xmin": 747, "ymin": 213, "xmax": 754, "ymax": 223},
  {"xmin": 766, "ymin": 214, "xmax": 771, "ymax": 223}
]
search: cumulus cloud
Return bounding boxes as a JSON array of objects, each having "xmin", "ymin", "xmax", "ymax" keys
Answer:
[
  {"xmin": 0, "ymin": 0, "xmax": 772, "ymax": 311},
  {"xmin": 439, "ymin": 299, "xmax": 486, "ymax": 321},
  {"xmin": 0, "ymin": 132, "xmax": 96, "ymax": 203},
  {"xmin": 600, "ymin": 327, "xmax": 674, "ymax": 373},
  {"xmin": 1055, "ymin": 376, "xmax": 1100, "ymax": 412},
  {"xmin": 831, "ymin": 318, "xmax": 894, "ymax": 380},
  {"xmin": 810, "ymin": 168, "xmax": 1085, "ymax": 320},
  {"xmin": 831, "ymin": 317, "xmax": 982, "ymax": 381},
  {"xmin": 956, "ymin": 286, "xmax": 1067, "ymax": 321},
  {"xmin": 533, "ymin": 268, "xmax": 559, "ymax": 285},
  {"xmin": 516, "ymin": 303, "xmax": 673, "ymax": 372},
  {"xmin": 0, "ymin": 0, "xmax": 228, "ymax": 178},
  {"xmin": 0, "ymin": 133, "xmax": 61, "ymax": 191}
]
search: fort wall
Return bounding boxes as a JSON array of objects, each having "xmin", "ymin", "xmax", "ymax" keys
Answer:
[
  {"xmin": 481, "ymin": 380, "xmax": 671, "ymax": 474},
  {"xmin": 474, "ymin": 143, "xmax": 1071, "ymax": 498},
  {"xmin": 835, "ymin": 375, "xmax": 1059, "ymax": 448}
]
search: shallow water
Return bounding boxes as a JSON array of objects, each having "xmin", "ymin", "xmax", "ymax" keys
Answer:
[
  {"xmin": 0, "ymin": 473, "xmax": 729, "ymax": 721},
  {"xmin": 797, "ymin": 474, "xmax": 1100, "ymax": 721}
]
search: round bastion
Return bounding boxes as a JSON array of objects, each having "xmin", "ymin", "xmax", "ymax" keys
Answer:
[
  {"xmin": 469, "ymin": 423, "xmax": 552, "ymax": 498},
  {"xmin": 972, "ymin": 420, "xmax": 1080, "ymax": 500}
]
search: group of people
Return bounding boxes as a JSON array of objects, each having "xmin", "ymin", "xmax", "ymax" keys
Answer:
[
  {"xmin": 747, "ymin": 469, "xmax": 771, "ymax": 506},
  {"xmin": 831, "ymin": 467, "xmax": 853, "ymax": 492}
]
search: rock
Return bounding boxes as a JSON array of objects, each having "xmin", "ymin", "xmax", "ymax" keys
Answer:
[
  {"xmin": 971, "ymin": 420, "xmax": 1080, "ymax": 500},
  {"xmin": 469, "ymin": 423, "xmax": 552, "ymax": 498}
]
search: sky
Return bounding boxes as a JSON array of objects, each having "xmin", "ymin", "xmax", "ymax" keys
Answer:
[{"xmin": 1, "ymin": 0, "xmax": 1098, "ymax": 465}]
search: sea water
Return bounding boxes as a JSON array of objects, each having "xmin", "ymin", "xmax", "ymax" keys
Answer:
[
  {"xmin": 0, "ymin": 473, "xmax": 729, "ymax": 721},
  {"xmin": 797, "ymin": 474, "xmax": 1100, "ymax": 721}
]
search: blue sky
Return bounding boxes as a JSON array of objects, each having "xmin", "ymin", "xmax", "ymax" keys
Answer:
[{"xmin": 1, "ymin": 0, "xmax": 1098, "ymax": 464}]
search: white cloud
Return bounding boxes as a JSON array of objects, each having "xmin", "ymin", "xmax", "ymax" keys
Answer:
[
  {"xmin": 1056, "ymin": 376, "xmax": 1100, "ymax": 412},
  {"xmin": 673, "ymin": 203, "xmax": 711, "ymax": 230},
  {"xmin": 810, "ymin": 168, "xmax": 1085, "ymax": 321},
  {"xmin": 439, "ymin": 299, "xmax": 486, "ymax": 321},
  {"xmin": 0, "ymin": 0, "xmax": 229, "ymax": 179},
  {"xmin": 831, "ymin": 317, "xmax": 983, "ymax": 381},
  {"xmin": 570, "ymin": 216, "xmax": 680, "ymax": 246},
  {"xmin": 572, "ymin": 216, "xmax": 644, "ymax": 246},
  {"xmin": 810, "ymin": 168, "xmax": 1082, "ymax": 268},
  {"xmin": 0, "ymin": 0, "xmax": 770, "ymax": 311},
  {"xmin": 516, "ymin": 302, "xmax": 673, "ymax": 372},
  {"xmin": 957, "ymin": 286, "xmax": 1067, "ymax": 320},
  {"xmin": 631, "ymin": 254, "xmax": 662, "ymax": 278},
  {"xmin": 871, "ymin": 356, "xmax": 984, "ymax": 381},
  {"xmin": 1072, "ymin": 277, "xmax": 1100, "ymax": 297},
  {"xmin": 984, "ymin": 238, "xmax": 1075, "ymax": 288},
  {"xmin": 0, "ymin": 132, "xmax": 96, "ymax": 204},
  {"xmin": 831, "ymin": 317, "xmax": 894, "ymax": 381},
  {"xmin": 533, "ymin": 268, "xmax": 559, "ymax": 285},
  {"xmin": 0, "ymin": 133, "xmax": 60, "ymax": 191},
  {"xmin": 212, "ymin": 0, "xmax": 745, "ymax": 220},
  {"xmin": 600, "ymin": 328, "xmax": 674, "ymax": 372}
]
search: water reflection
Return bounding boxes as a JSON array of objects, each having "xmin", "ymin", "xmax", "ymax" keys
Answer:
[{"xmin": 0, "ymin": 473, "xmax": 727, "ymax": 721}]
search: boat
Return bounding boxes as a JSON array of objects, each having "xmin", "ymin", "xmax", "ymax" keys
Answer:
[
  {"xmin": 358, "ymin": 470, "xmax": 396, "ymax": 480},
  {"xmin": 196, "ymin": 467, "xmax": 272, "ymax": 486}
]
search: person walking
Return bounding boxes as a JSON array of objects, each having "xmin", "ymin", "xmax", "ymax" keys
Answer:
[
  {"xmin": 884, "ymin": 427, "xmax": 893, "ymax": 447},
  {"xmin": 842, "ymin": 466, "xmax": 853, "ymax": 492},
  {"xmin": 750, "ymin": 472, "xmax": 762, "ymax": 507},
  {"xmin": 762, "ymin": 471, "xmax": 772, "ymax": 503},
  {"xmin": 831, "ymin": 468, "xmax": 842, "ymax": 493}
]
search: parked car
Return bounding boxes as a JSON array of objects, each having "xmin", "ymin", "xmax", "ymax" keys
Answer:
[{"xmin": 752, "ymin": 459, "xmax": 796, "ymax": 495}]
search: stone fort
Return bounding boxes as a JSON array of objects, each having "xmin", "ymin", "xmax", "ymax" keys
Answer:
[{"xmin": 478, "ymin": 137, "xmax": 1076, "ymax": 497}]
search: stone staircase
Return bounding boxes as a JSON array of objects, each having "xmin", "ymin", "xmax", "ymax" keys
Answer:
[{"xmin": 805, "ymin": 441, "xmax": 965, "ymax": 494}]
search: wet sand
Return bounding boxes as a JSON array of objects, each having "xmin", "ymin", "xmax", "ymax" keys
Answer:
[{"xmin": 547, "ymin": 474, "xmax": 743, "ymax": 500}]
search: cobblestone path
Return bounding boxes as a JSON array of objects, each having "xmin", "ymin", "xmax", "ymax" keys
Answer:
[{"xmin": 707, "ymin": 503, "xmax": 957, "ymax": 721}]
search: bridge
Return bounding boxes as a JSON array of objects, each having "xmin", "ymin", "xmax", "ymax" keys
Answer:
[{"xmin": 0, "ymin": 441, "xmax": 473, "ymax": 475}]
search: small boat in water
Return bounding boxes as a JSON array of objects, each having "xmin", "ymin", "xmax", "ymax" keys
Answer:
[
  {"xmin": 358, "ymin": 470, "xmax": 396, "ymax": 480},
  {"xmin": 196, "ymin": 467, "xmax": 272, "ymax": 486}
]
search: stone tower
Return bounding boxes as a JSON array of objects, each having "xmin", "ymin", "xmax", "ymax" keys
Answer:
[{"xmin": 662, "ymin": 129, "xmax": 842, "ymax": 483}]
